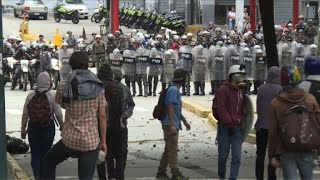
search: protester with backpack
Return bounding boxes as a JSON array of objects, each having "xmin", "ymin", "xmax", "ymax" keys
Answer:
[
  {"xmin": 21, "ymin": 72, "xmax": 63, "ymax": 180},
  {"xmin": 155, "ymin": 68, "xmax": 191, "ymax": 180},
  {"xmin": 42, "ymin": 51, "xmax": 107, "ymax": 180},
  {"xmin": 96, "ymin": 64, "xmax": 135, "ymax": 180},
  {"xmin": 254, "ymin": 66, "xmax": 282, "ymax": 180},
  {"xmin": 268, "ymin": 64, "xmax": 320, "ymax": 180},
  {"xmin": 214, "ymin": 64, "xmax": 247, "ymax": 180}
]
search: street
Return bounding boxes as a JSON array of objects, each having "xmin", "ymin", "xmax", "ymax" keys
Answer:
[{"xmin": 4, "ymin": 13, "xmax": 320, "ymax": 180}]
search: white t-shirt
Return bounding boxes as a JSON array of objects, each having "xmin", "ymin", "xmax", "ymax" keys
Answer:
[{"xmin": 228, "ymin": 11, "xmax": 236, "ymax": 21}]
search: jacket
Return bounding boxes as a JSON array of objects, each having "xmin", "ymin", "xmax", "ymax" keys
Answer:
[
  {"xmin": 268, "ymin": 88, "xmax": 320, "ymax": 158},
  {"xmin": 255, "ymin": 67, "xmax": 283, "ymax": 130},
  {"xmin": 215, "ymin": 81, "xmax": 245, "ymax": 128}
]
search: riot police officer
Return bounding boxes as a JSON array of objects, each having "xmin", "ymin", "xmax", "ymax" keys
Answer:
[
  {"xmin": 92, "ymin": 35, "xmax": 106, "ymax": 71},
  {"xmin": 135, "ymin": 47, "xmax": 150, "ymax": 97},
  {"xmin": 192, "ymin": 45, "xmax": 208, "ymax": 95},
  {"xmin": 148, "ymin": 48, "xmax": 163, "ymax": 96}
]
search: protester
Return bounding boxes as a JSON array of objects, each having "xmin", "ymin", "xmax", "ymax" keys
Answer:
[
  {"xmin": 21, "ymin": 72, "xmax": 63, "ymax": 180},
  {"xmin": 96, "ymin": 64, "xmax": 135, "ymax": 180},
  {"xmin": 268, "ymin": 64, "xmax": 320, "ymax": 180},
  {"xmin": 156, "ymin": 68, "xmax": 191, "ymax": 180},
  {"xmin": 254, "ymin": 66, "xmax": 282, "ymax": 180},
  {"xmin": 42, "ymin": 51, "xmax": 107, "ymax": 180},
  {"xmin": 215, "ymin": 64, "xmax": 246, "ymax": 180}
]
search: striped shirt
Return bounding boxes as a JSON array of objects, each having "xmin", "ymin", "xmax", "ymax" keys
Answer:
[{"xmin": 56, "ymin": 81, "xmax": 106, "ymax": 151}]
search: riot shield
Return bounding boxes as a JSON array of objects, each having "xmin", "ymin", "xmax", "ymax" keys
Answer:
[
  {"xmin": 208, "ymin": 46, "xmax": 227, "ymax": 80},
  {"xmin": 254, "ymin": 52, "xmax": 267, "ymax": 81},
  {"xmin": 279, "ymin": 43, "xmax": 293, "ymax": 67},
  {"xmin": 227, "ymin": 45, "xmax": 241, "ymax": 69},
  {"xmin": 293, "ymin": 43, "xmax": 306, "ymax": 78},
  {"xmin": 192, "ymin": 45, "xmax": 208, "ymax": 82},
  {"xmin": 178, "ymin": 45, "xmax": 193, "ymax": 73},
  {"xmin": 148, "ymin": 48, "xmax": 163, "ymax": 76},
  {"xmin": 110, "ymin": 52, "xmax": 123, "ymax": 74},
  {"xmin": 241, "ymin": 47, "xmax": 254, "ymax": 80},
  {"xmin": 135, "ymin": 47, "xmax": 150, "ymax": 75},
  {"xmin": 122, "ymin": 49, "xmax": 136, "ymax": 76},
  {"xmin": 163, "ymin": 50, "xmax": 178, "ymax": 83}
]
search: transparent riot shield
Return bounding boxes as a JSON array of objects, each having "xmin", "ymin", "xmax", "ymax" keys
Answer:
[
  {"xmin": 279, "ymin": 43, "xmax": 293, "ymax": 67},
  {"xmin": 163, "ymin": 51, "xmax": 178, "ymax": 83},
  {"xmin": 192, "ymin": 45, "xmax": 208, "ymax": 82},
  {"xmin": 254, "ymin": 54, "xmax": 267, "ymax": 81},
  {"xmin": 241, "ymin": 47, "xmax": 254, "ymax": 80},
  {"xmin": 293, "ymin": 43, "xmax": 306, "ymax": 79},
  {"xmin": 178, "ymin": 45, "xmax": 193, "ymax": 73},
  {"xmin": 122, "ymin": 50, "xmax": 136, "ymax": 76},
  {"xmin": 148, "ymin": 48, "xmax": 163, "ymax": 77},
  {"xmin": 135, "ymin": 47, "xmax": 150, "ymax": 75},
  {"xmin": 109, "ymin": 52, "xmax": 123, "ymax": 74},
  {"xmin": 209, "ymin": 46, "xmax": 227, "ymax": 80},
  {"xmin": 227, "ymin": 45, "xmax": 240, "ymax": 69}
]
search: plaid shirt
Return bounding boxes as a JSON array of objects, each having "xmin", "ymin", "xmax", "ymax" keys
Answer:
[{"xmin": 56, "ymin": 81, "xmax": 106, "ymax": 151}]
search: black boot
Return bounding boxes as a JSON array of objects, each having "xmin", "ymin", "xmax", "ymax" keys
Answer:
[
  {"xmin": 200, "ymin": 82, "xmax": 205, "ymax": 96},
  {"xmin": 153, "ymin": 82, "xmax": 158, "ymax": 97},
  {"xmin": 209, "ymin": 81, "xmax": 214, "ymax": 95},
  {"xmin": 193, "ymin": 82, "xmax": 199, "ymax": 95},
  {"xmin": 181, "ymin": 86, "xmax": 186, "ymax": 96}
]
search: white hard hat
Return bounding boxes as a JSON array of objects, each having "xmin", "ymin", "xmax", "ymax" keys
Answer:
[
  {"xmin": 288, "ymin": 23, "xmax": 293, "ymax": 27},
  {"xmin": 203, "ymin": 31, "xmax": 210, "ymax": 34},
  {"xmin": 48, "ymin": 44, "xmax": 54, "ymax": 49},
  {"xmin": 113, "ymin": 48, "xmax": 120, "ymax": 53},
  {"xmin": 173, "ymin": 35, "xmax": 180, "ymax": 40},
  {"xmin": 156, "ymin": 34, "xmax": 163, "ymax": 39},
  {"xmin": 115, "ymin": 30, "xmax": 120, "ymax": 34},
  {"xmin": 187, "ymin": 33, "xmax": 193, "ymax": 37},
  {"xmin": 95, "ymin": 34, "xmax": 101, "ymax": 39},
  {"xmin": 5, "ymin": 42, "xmax": 12, "ymax": 48},
  {"xmin": 254, "ymin": 45, "xmax": 261, "ymax": 50},
  {"xmin": 65, "ymin": 34, "xmax": 69, "ymax": 38},
  {"xmin": 17, "ymin": 37, "xmax": 22, "ymax": 41},
  {"xmin": 77, "ymin": 38, "xmax": 84, "ymax": 43},
  {"xmin": 243, "ymin": 47, "xmax": 250, "ymax": 52},
  {"xmin": 30, "ymin": 41, "xmax": 37, "ymax": 47},
  {"xmin": 228, "ymin": 65, "xmax": 246, "ymax": 76},
  {"xmin": 132, "ymin": 29, "xmax": 137, "ymax": 33},
  {"xmin": 181, "ymin": 35, "xmax": 187, "ymax": 39},
  {"xmin": 164, "ymin": 50, "xmax": 171, "ymax": 55},
  {"xmin": 215, "ymin": 28, "xmax": 222, "ymax": 32},
  {"xmin": 62, "ymin": 42, "xmax": 68, "ymax": 47},
  {"xmin": 171, "ymin": 31, "xmax": 177, "ymax": 35},
  {"xmin": 256, "ymin": 49, "xmax": 263, "ymax": 54},
  {"xmin": 21, "ymin": 46, "xmax": 28, "ymax": 52},
  {"xmin": 107, "ymin": 34, "xmax": 114, "ymax": 38},
  {"xmin": 8, "ymin": 35, "xmax": 16, "ymax": 40},
  {"xmin": 310, "ymin": 44, "xmax": 317, "ymax": 49},
  {"xmin": 19, "ymin": 42, "xmax": 26, "ymax": 47},
  {"xmin": 243, "ymin": 33, "xmax": 249, "ymax": 37},
  {"xmin": 168, "ymin": 49, "xmax": 175, "ymax": 53},
  {"xmin": 129, "ymin": 38, "xmax": 135, "ymax": 43},
  {"xmin": 144, "ymin": 34, "xmax": 150, "ymax": 38}
]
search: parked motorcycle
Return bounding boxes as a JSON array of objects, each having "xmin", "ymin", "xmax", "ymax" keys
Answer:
[
  {"xmin": 54, "ymin": 4, "xmax": 80, "ymax": 24},
  {"xmin": 93, "ymin": 4, "xmax": 109, "ymax": 23},
  {"xmin": 51, "ymin": 58, "xmax": 60, "ymax": 90}
]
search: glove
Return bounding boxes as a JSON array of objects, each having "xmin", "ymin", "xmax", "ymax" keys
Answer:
[{"xmin": 228, "ymin": 128, "xmax": 235, "ymax": 136}]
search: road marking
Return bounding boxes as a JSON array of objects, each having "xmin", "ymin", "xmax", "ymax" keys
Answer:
[
  {"xmin": 135, "ymin": 106, "xmax": 150, "ymax": 112},
  {"xmin": 6, "ymin": 109, "xmax": 23, "ymax": 115}
]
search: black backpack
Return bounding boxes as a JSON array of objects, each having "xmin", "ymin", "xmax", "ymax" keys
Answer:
[
  {"xmin": 153, "ymin": 88, "xmax": 168, "ymax": 121},
  {"xmin": 27, "ymin": 90, "xmax": 52, "ymax": 127}
]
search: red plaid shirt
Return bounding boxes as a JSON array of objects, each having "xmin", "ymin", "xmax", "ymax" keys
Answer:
[{"xmin": 56, "ymin": 81, "xmax": 106, "ymax": 151}]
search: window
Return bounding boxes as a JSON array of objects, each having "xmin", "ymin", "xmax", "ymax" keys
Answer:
[
  {"xmin": 26, "ymin": 0, "xmax": 44, "ymax": 5},
  {"xmin": 65, "ymin": 0, "xmax": 84, "ymax": 4}
]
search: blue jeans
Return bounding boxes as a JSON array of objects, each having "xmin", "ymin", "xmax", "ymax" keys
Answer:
[
  {"xmin": 217, "ymin": 124, "xmax": 243, "ymax": 180},
  {"xmin": 42, "ymin": 140, "xmax": 99, "ymax": 180},
  {"xmin": 28, "ymin": 120, "xmax": 55, "ymax": 179},
  {"xmin": 280, "ymin": 152, "xmax": 314, "ymax": 180},
  {"xmin": 229, "ymin": 19, "xmax": 235, "ymax": 30}
]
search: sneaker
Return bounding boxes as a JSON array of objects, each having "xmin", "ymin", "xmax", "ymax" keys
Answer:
[
  {"xmin": 156, "ymin": 172, "xmax": 170, "ymax": 180},
  {"xmin": 172, "ymin": 173, "xmax": 189, "ymax": 180}
]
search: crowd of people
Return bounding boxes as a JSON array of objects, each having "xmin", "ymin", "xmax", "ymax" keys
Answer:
[{"xmin": 2, "ymin": 12, "xmax": 320, "ymax": 180}]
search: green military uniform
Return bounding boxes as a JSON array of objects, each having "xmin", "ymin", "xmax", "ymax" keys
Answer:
[{"xmin": 92, "ymin": 41, "xmax": 106, "ymax": 72}]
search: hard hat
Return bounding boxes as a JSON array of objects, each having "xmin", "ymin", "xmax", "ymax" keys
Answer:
[
  {"xmin": 243, "ymin": 33, "xmax": 249, "ymax": 37},
  {"xmin": 115, "ymin": 30, "xmax": 120, "ymax": 34},
  {"xmin": 144, "ymin": 34, "xmax": 150, "ymax": 38},
  {"xmin": 17, "ymin": 37, "xmax": 22, "ymax": 42},
  {"xmin": 156, "ymin": 34, "xmax": 163, "ymax": 39},
  {"xmin": 38, "ymin": 43, "xmax": 44, "ymax": 48},
  {"xmin": 203, "ymin": 31, "xmax": 210, "ymax": 34},
  {"xmin": 254, "ymin": 45, "xmax": 261, "ymax": 50},
  {"xmin": 107, "ymin": 34, "xmax": 114, "ymax": 38},
  {"xmin": 288, "ymin": 23, "xmax": 293, "ymax": 26},
  {"xmin": 21, "ymin": 46, "xmax": 28, "ymax": 52},
  {"xmin": 151, "ymin": 47, "xmax": 157, "ymax": 51},
  {"xmin": 132, "ymin": 29, "xmax": 137, "ymax": 33},
  {"xmin": 173, "ymin": 35, "xmax": 180, "ymax": 40},
  {"xmin": 243, "ymin": 47, "xmax": 250, "ymax": 52},
  {"xmin": 171, "ymin": 31, "xmax": 177, "ymax": 35},
  {"xmin": 228, "ymin": 64, "xmax": 246, "ymax": 76},
  {"xmin": 62, "ymin": 42, "xmax": 68, "ymax": 47},
  {"xmin": 310, "ymin": 44, "xmax": 317, "ymax": 49},
  {"xmin": 19, "ymin": 42, "xmax": 26, "ymax": 47},
  {"xmin": 215, "ymin": 28, "xmax": 222, "ymax": 32},
  {"xmin": 298, "ymin": 15, "xmax": 304, "ymax": 20},
  {"xmin": 181, "ymin": 35, "xmax": 187, "ymax": 39},
  {"xmin": 256, "ymin": 49, "xmax": 263, "ymax": 54},
  {"xmin": 77, "ymin": 38, "xmax": 84, "ymax": 43},
  {"xmin": 5, "ymin": 42, "xmax": 12, "ymax": 49},
  {"xmin": 164, "ymin": 50, "xmax": 171, "ymax": 55},
  {"xmin": 151, "ymin": 41, "xmax": 157, "ymax": 47},
  {"xmin": 48, "ymin": 44, "xmax": 54, "ymax": 49},
  {"xmin": 30, "ymin": 41, "xmax": 37, "ymax": 47},
  {"xmin": 95, "ymin": 34, "xmax": 101, "ymax": 39},
  {"xmin": 8, "ymin": 35, "xmax": 16, "ymax": 40},
  {"xmin": 281, "ymin": 65, "xmax": 302, "ymax": 87},
  {"xmin": 187, "ymin": 33, "xmax": 193, "ymax": 37},
  {"xmin": 65, "ymin": 34, "xmax": 69, "ymax": 39},
  {"xmin": 113, "ymin": 48, "xmax": 120, "ymax": 53},
  {"xmin": 129, "ymin": 38, "xmax": 135, "ymax": 43}
]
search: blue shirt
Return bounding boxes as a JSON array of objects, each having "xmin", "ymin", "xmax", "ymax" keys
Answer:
[{"xmin": 161, "ymin": 84, "xmax": 182, "ymax": 130}]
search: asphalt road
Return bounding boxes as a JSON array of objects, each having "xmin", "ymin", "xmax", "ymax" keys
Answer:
[{"xmin": 3, "ymin": 14, "xmax": 320, "ymax": 179}]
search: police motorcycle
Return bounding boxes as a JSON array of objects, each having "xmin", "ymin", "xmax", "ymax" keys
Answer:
[
  {"xmin": 120, "ymin": 3, "xmax": 135, "ymax": 25},
  {"xmin": 54, "ymin": 4, "xmax": 80, "ymax": 24},
  {"xmin": 110, "ymin": 49, "xmax": 123, "ymax": 74},
  {"xmin": 91, "ymin": 4, "xmax": 109, "ymax": 23},
  {"xmin": 125, "ymin": 6, "xmax": 145, "ymax": 28},
  {"xmin": 153, "ymin": 11, "xmax": 186, "ymax": 35},
  {"xmin": 123, "ymin": 4, "xmax": 137, "ymax": 26}
]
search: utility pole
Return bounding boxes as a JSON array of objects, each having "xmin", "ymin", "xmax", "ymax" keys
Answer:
[{"xmin": 0, "ymin": 0, "xmax": 8, "ymax": 178}]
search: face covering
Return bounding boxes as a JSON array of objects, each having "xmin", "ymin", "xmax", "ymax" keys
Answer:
[
  {"xmin": 113, "ymin": 74, "xmax": 122, "ymax": 82},
  {"xmin": 232, "ymin": 73, "xmax": 245, "ymax": 84}
]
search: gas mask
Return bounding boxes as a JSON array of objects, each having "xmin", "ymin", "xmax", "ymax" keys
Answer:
[
  {"xmin": 113, "ymin": 73, "xmax": 123, "ymax": 82},
  {"xmin": 232, "ymin": 73, "xmax": 246, "ymax": 85}
]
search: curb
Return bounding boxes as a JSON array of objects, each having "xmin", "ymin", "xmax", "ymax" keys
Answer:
[
  {"xmin": 182, "ymin": 100, "xmax": 256, "ymax": 144},
  {"xmin": 7, "ymin": 152, "xmax": 30, "ymax": 180}
]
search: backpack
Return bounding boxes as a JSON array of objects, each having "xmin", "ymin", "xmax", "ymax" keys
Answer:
[
  {"xmin": 280, "ymin": 102, "xmax": 320, "ymax": 152},
  {"xmin": 105, "ymin": 82, "xmax": 125, "ymax": 129},
  {"xmin": 153, "ymin": 88, "xmax": 169, "ymax": 121},
  {"xmin": 212, "ymin": 87, "xmax": 230, "ymax": 121},
  {"xmin": 27, "ymin": 90, "xmax": 53, "ymax": 127}
]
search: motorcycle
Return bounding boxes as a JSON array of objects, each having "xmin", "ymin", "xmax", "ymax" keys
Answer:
[
  {"xmin": 153, "ymin": 11, "xmax": 186, "ymax": 35},
  {"xmin": 2, "ymin": 58, "xmax": 12, "ymax": 85},
  {"xmin": 51, "ymin": 58, "xmax": 60, "ymax": 90},
  {"xmin": 54, "ymin": 4, "xmax": 80, "ymax": 24},
  {"xmin": 93, "ymin": 4, "xmax": 109, "ymax": 23},
  {"xmin": 125, "ymin": 7, "xmax": 144, "ymax": 28},
  {"xmin": 20, "ymin": 59, "xmax": 30, "ymax": 91}
]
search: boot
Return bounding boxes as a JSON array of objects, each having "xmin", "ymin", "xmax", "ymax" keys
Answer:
[
  {"xmin": 200, "ymin": 82, "xmax": 205, "ymax": 96},
  {"xmin": 153, "ymin": 82, "xmax": 158, "ymax": 97},
  {"xmin": 148, "ymin": 82, "xmax": 152, "ymax": 96},
  {"xmin": 186, "ymin": 82, "xmax": 190, "ymax": 96},
  {"xmin": 156, "ymin": 172, "xmax": 170, "ymax": 180},
  {"xmin": 193, "ymin": 82, "xmax": 199, "ymax": 95},
  {"xmin": 181, "ymin": 86, "xmax": 186, "ymax": 96},
  {"xmin": 209, "ymin": 81, "xmax": 214, "ymax": 95}
]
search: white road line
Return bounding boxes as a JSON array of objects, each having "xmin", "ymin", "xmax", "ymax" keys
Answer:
[{"xmin": 6, "ymin": 109, "xmax": 23, "ymax": 115}]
